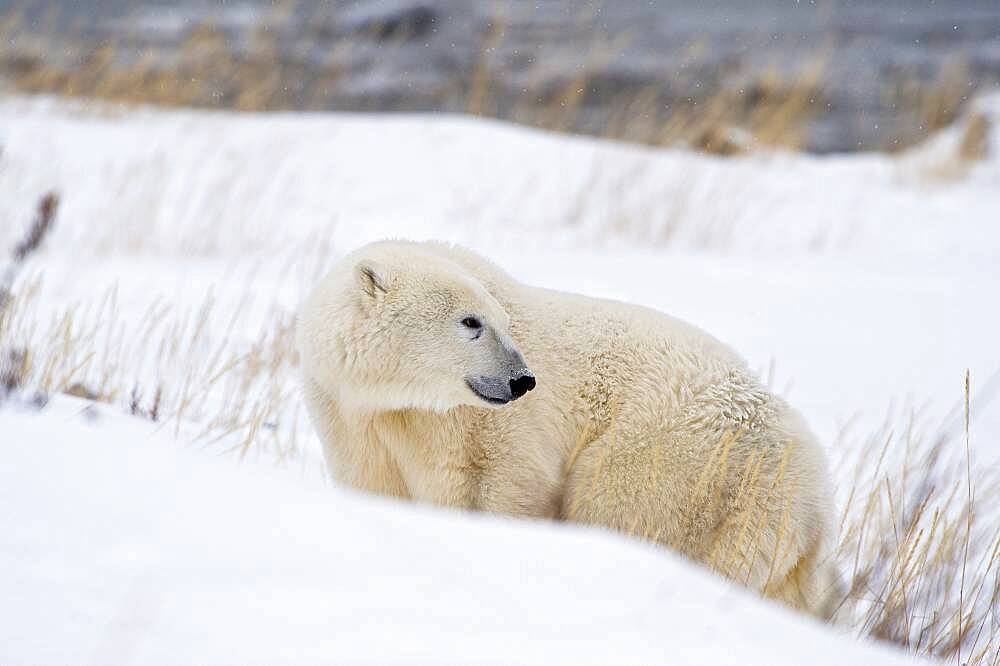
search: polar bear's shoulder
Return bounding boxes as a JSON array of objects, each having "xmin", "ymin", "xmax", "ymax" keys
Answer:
[{"xmin": 414, "ymin": 241, "xmax": 518, "ymax": 297}]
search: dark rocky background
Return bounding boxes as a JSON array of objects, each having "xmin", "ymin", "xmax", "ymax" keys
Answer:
[{"xmin": 2, "ymin": 0, "xmax": 999, "ymax": 152}]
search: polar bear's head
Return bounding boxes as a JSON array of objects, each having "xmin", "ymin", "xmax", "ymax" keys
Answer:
[{"xmin": 298, "ymin": 243, "xmax": 535, "ymax": 413}]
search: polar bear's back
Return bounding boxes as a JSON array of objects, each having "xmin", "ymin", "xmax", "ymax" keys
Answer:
[{"xmin": 417, "ymin": 241, "xmax": 751, "ymax": 410}]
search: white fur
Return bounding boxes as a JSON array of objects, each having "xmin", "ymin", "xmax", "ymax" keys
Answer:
[{"xmin": 297, "ymin": 240, "xmax": 841, "ymax": 617}]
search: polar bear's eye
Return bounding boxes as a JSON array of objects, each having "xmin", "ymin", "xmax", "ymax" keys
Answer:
[{"xmin": 461, "ymin": 317, "xmax": 482, "ymax": 330}]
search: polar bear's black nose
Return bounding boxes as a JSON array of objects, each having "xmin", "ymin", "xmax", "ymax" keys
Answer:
[{"xmin": 509, "ymin": 373, "xmax": 536, "ymax": 399}]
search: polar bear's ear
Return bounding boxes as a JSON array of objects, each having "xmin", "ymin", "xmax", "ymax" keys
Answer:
[{"xmin": 356, "ymin": 260, "xmax": 390, "ymax": 298}]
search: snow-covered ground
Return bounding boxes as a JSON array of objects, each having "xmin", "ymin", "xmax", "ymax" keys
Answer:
[
  {"xmin": 1, "ymin": 94, "xmax": 998, "ymax": 663},
  {"xmin": 1, "ymin": 396, "xmax": 928, "ymax": 665}
]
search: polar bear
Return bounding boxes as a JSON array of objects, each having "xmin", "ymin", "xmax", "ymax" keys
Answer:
[{"xmin": 297, "ymin": 240, "xmax": 841, "ymax": 618}]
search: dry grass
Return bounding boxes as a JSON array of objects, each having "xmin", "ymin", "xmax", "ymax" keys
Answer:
[
  {"xmin": 959, "ymin": 112, "xmax": 992, "ymax": 163},
  {"xmin": 6, "ymin": 4, "xmax": 988, "ymax": 156},
  {"xmin": 917, "ymin": 60, "xmax": 974, "ymax": 137},
  {"xmin": 0, "ymin": 192, "xmax": 313, "ymax": 463},
  {"xmin": 832, "ymin": 395, "xmax": 1000, "ymax": 664},
  {"xmin": 0, "ymin": 191, "xmax": 58, "ymax": 401},
  {"xmin": 2, "ymin": 6, "xmax": 990, "ymax": 155},
  {"xmin": 0, "ymin": 6, "xmax": 833, "ymax": 155},
  {"xmin": 883, "ymin": 58, "xmax": 986, "ymax": 153},
  {"xmin": 1, "ymin": 273, "xmax": 309, "ymax": 462},
  {"xmin": 598, "ymin": 56, "xmax": 828, "ymax": 155},
  {"xmin": 896, "ymin": 109, "xmax": 993, "ymax": 184},
  {"xmin": 0, "ymin": 191, "xmax": 58, "ymax": 311}
]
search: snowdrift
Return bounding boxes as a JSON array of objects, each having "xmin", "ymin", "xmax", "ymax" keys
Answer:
[
  {"xmin": 1, "ymin": 398, "xmax": 925, "ymax": 665},
  {"xmin": 1, "ymin": 94, "xmax": 998, "ymax": 663}
]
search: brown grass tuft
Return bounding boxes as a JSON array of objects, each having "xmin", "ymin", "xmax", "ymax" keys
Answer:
[
  {"xmin": 832, "ymin": 390, "xmax": 999, "ymax": 664},
  {"xmin": 958, "ymin": 112, "xmax": 992, "ymax": 163},
  {"xmin": 0, "ymin": 7, "xmax": 844, "ymax": 155},
  {"xmin": 1, "ymin": 191, "xmax": 59, "ymax": 315},
  {"xmin": 0, "ymin": 192, "xmax": 59, "ymax": 405}
]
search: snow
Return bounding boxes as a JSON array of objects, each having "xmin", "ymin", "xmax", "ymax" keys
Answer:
[
  {"xmin": 2, "ymin": 96, "xmax": 999, "ymax": 264},
  {"xmin": 2, "ymin": 95, "xmax": 997, "ymax": 463},
  {"xmin": 1, "ymin": 93, "xmax": 998, "ymax": 663},
  {"xmin": 0, "ymin": 397, "xmax": 925, "ymax": 665}
]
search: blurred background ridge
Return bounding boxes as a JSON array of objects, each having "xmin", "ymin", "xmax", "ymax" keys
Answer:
[{"xmin": 2, "ymin": 0, "xmax": 999, "ymax": 154}]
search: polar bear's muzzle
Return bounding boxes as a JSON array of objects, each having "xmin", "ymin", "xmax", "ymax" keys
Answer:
[
  {"xmin": 464, "ymin": 333, "xmax": 535, "ymax": 406},
  {"xmin": 465, "ymin": 369, "xmax": 535, "ymax": 405}
]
